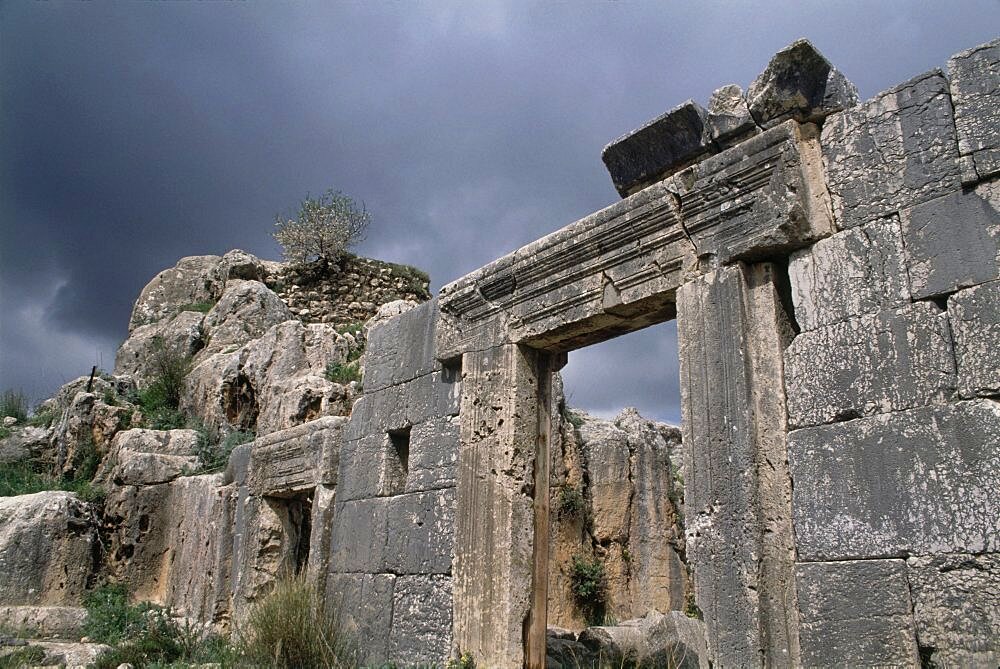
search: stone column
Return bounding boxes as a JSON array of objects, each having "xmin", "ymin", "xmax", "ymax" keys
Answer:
[
  {"xmin": 677, "ymin": 262, "xmax": 800, "ymax": 668},
  {"xmin": 452, "ymin": 344, "xmax": 548, "ymax": 668}
]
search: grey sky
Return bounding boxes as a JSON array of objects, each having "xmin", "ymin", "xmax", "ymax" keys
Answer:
[{"xmin": 1, "ymin": 1, "xmax": 996, "ymax": 424}]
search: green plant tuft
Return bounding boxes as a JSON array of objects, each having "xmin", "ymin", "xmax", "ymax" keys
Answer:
[
  {"xmin": 131, "ymin": 337, "xmax": 192, "ymax": 430},
  {"xmin": 192, "ymin": 425, "xmax": 254, "ymax": 475},
  {"xmin": 562, "ymin": 408, "xmax": 585, "ymax": 429},
  {"xmin": 558, "ymin": 484, "xmax": 585, "ymax": 518},
  {"xmin": 0, "ymin": 645, "xmax": 45, "ymax": 668},
  {"xmin": 0, "ymin": 390, "xmax": 29, "ymax": 423},
  {"xmin": 569, "ymin": 553, "xmax": 607, "ymax": 625},
  {"xmin": 325, "ymin": 361, "xmax": 362, "ymax": 385},
  {"xmin": 178, "ymin": 301, "xmax": 216, "ymax": 314},
  {"xmin": 27, "ymin": 408, "xmax": 57, "ymax": 428}
]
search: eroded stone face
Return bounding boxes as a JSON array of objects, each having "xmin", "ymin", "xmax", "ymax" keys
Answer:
[
  {"xmin": 949, "ymin": 279, "xmax": 1000, "ymax": 398},
  {"xmin": 948, "ymin": 38, "xmax": 1000, "ymax": 181}
]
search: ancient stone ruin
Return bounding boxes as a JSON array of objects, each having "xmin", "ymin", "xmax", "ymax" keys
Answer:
[{"xmin": 1, "ymin": 37, "xmax": 998, "ymax": 668}]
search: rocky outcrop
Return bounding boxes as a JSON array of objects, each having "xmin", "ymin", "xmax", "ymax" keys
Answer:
[{"xmin": 0, "ymin": 492, "xmax": 98, "ymax": 606}]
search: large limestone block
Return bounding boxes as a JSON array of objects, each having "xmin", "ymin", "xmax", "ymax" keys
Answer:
[
  {"xmin": 822, "ymin": 70, "xmax": 962, "ymax": 229},
  {"xmin": 0, "ymin": 606, "xmax": 86, "ymax": 638},
  {"xmin": 115, "ymin": 310, "xmax": 205, "ymax": 384},
  {"xmin": 576, "ymin": 416, "xmax": 631, "ymax": 543},
  {"xmin": 949, "ymin": 280, "xmax": 1000, "ymax": 397},
  {"xmin": 247, "ymin": 417, "xmax": 344, "ymax": 495},
  {"xmin": 602, "ymin": 100, "xmax": 712, "ymax": 197},
  {"xmin": 907, "ymin": 553, "xmax": 1000, "ymax": 668},
  {"xmin": 200, "ymin": 279, "xmax": 293, "ymax": 354},
  {"xmin": 180, "ymin": 350, "xmax": 242, "ymax": 430},
  {"xmin": 364, "ymin": 298, "xmax": 439, "ymax": 392},
  {"xmin": 784, "ymin": 302, "xmax": 955, "ymax": 429},
  {"xmin": 328, "ymin": 497, "xmax": 389, "ymax": 573},
  {"xmin": 407, "ymin": 416, "xmax": 459, "ymax": 493},
  {"xmin": 0, "ymin": 492, "xmax": 97, "ymax": 606},
  {"xmin": 384, "ymin": 489, "xmax": 455, "ymax": 575},
  {"xmin": 746, "ymin": 39, "xmax": 858, "ymax": 128},
  {"xmin": 325, "ymin": 573, "xmax": 395, "ymax": 665},
  {"xmin": 388, "ymin": 575, "xmax": 453, "ymax": 665},
  {"xmin": 900, "ymin": 181, "xmax": 1000, "ymax": 300},
  {"xmin": 343, "ymin": 371, "xmax": 460, "ymax": 442},
  {"xmin": 788, "ymin": 400, "xmax": 1000, "ymax": 560},
  {"xmin": 788, "ymin": 218, "xmax": 910, "ymax": 331},
  {"xmin": 97, "ymin": 428, "xmax": 200, "ymax": 486},
  {"xmin": 128, "ymin": 254, "xmax": 221, "ymax": 331},
  {"xmin": 795, "ymin": 560, "xmax": 919, "ymax": 668},
  {"xmin": 948, "ymin": 38, "xmax": 1000, "ymax": 181}
]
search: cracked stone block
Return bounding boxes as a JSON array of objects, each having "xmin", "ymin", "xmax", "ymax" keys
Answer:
[
  {"xmin": 789, "ymin": 217, "xmax": 910, "ymax": 331},
  {"xmin": 784, "ymin": 301, "xmax": 955, "ymax": 429},
  {"xmin": 703, "ymin": 84, "xmax": 758, "ymax": 147},
  {"xmin": 907, "ymin": 553, "xmax": 1000, "ymax": 668},
  {"xmin": 344, "ymin": 370, "xmax": 460, "ymax": 441},
  {"xmin": 796, "ymin": 560, "xmax": 919, "ymax": 668},
  {"xmin": 388, "ymin": 575, "xmax": 453, "ymax": 665},
  {"xmin": 948, "ymin": 38, "xmax": 1000, "ymax": 181},
  {"xmin": 384, "ymin": 488, "xmax": 455, "ymax": 575},
  {"xmin": 364, "ymin": 299, "xmax": 440, "ymax": 393},
  {"xmin": 788, "ymin": 400, "xmax": 1000, "ymax": 560},
  {"xmin": 900, "ymin": 181, "xmax": 1000, "ymax": 300},
  {"xmin": 326, "ymin": 573, "xmax": 395, "ymax": 665},
  {"xmin": 746, "ymin": 38, "xmax": 858, "ymax": 129},
  {"xmin": 407, "ymin": 416, "xmax": 459, "ymax": 493},
  {"xmin": 328, "ymin": 497, "xmax": 388, "ymax": 573},
  {"xmin": 602, "ymin": 100, "xmax": 712, "ymax": 197},
  {"xmin": 822, "ymin": 69, "xmax": 962, "ymax": 229},
  {"xmin": 949, "ymin": 280, "xmax": 1000, "ymax": 398}
]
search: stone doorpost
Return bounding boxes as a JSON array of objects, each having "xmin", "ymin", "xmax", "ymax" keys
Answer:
[{"xmin": 452, "ymin": 343, "xmax": 553, "ymax": 669}]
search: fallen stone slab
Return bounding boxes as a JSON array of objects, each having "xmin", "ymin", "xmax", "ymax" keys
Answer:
[
  {"xmin": 0, "ymin": 606, "xmax": 86, "ymax": 639},
  {"xmin": 602, "ymin": 100, "xmax": 712, "ymax": 197},
  {"xmin": 746, "ymin": 38, "xmax": 858, "ymax": 128}
]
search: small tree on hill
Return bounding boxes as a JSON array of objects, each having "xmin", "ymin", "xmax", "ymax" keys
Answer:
[{"xmin": 273, "ymin": 189, "xmax": 371, "ymax": 266}]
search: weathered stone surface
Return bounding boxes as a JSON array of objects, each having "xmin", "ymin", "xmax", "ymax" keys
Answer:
[
  {"xmin": 384, "ymin": 489, "xmax": 454, "ymax": 575},
  {"xmin": 214, "ymin": 248, "xmax": 266, "ymax": 285},
  {"xmin": 0, "ymin": 492, "xmax": 97, "ymax": 606},
  {"xmin": 181, "ymin": 350, "xmax": 242, "ymax": 430},
  {"xmin": 364, "ymin": 299, "xmax": 439, "ymax": 392},
  {"xmin": 796, "ymin": 560, "xmax": 919, "ymax": 668},
  {"xmin": 407, "ymin": 416, "xmax": 459, "ymax": 493},
  {"xmin": 128, "ymin": 254, "xmax": 221, "ymax": 331},
  {"xmin": 822, "ymin": 69, "xmax": 961, "ymax": 228},
  {"xmin": 388, "ymin": 575, "xmax": 453, "ymax": 665},
  {"xmin": 247, "ymin": 417, "xmax": 344, "ymax": 495},
  {"xmin": 949, "ymin": 38, "xmax": 1000, "ymax": 181},
  {"xmin": 949, "ymin": 280, "xmax": 1000, "ymax": 397},
  {"xmin": 115, "ymin": 310, "xmax": 205, "ymax": 384},
  {"xmin": 746, "ymin": 39, "xmax": 858, "ymax": 128},
  {"xmin": 32, "ymin": 640, "xmax": 112, "ymax": 667},
  {"xmin": 199, "ymin": 279, "xmax": 294, "ymax": 355},
  {"xmin": 789, "ymin": 217, "xmax": 910, "ymax": 330},
  {"xmin": 602, "ymin": 100, "xmax": 712, "ymax": 197},
  {"xmin": 0, "ymin": 426, "xmax": 51, "ymax": 465},
  {"xmin": 907, "ymin": 553, "xmax": 1000, "ymax": 668},
  {"xmin": 788, "ymin": 400, "xmax": 1000, "ymax": 560},
  {"xmin": 703, "ymin": 84, "xmax": 758, "ymax": 147},
  {"xmin": 0, "ymin": 606, "xmax": 86, "ymax": 639},
  {"xmin": 900, "ymin": 181, "xmax": 1000, "ymax": 299},
  {"xmin": 784, "ymin": 302, "xmax": 955, "ymax": 429},
  {"xmin": 452, "ymin": 345, "xmax": 540, "ymax": 668},
  {"xmin": 325, "ymin": 573, "xmax": 395, "ymax": 665},
  {"xmin": 678, "ymin": 263, "xmax": 799, "ymax": 668},
  {"xmin": 96, "ymin": 427, "xmax": 200, "ymax": 486},
  {"xmin": 343, "ymin": 371, "xmax": 460, "ymax": 442},
  {"xmin": 328, "ymin": 497, "xmax": 389, "ymax": 573}
]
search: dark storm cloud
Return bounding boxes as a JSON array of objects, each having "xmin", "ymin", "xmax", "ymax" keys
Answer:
[{"xmin": 1, "ymin": 1, "xmax": 997, "ymax": 412}]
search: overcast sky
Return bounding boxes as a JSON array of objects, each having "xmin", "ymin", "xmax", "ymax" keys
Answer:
[{"xmin": 1, "ymin": 1, "xmax": 996, "ymax": 423}]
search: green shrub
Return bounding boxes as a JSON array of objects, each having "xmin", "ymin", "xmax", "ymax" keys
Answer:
[
  {"xmin": 133, "ymin": 337, "xmax": 191, "ymax": 429},
  {"xmin": 0, "ymin": 390, "xmax": 28, "ymax": 422},
  {"xmin": 335, "ymin": 322, "xmax": 364, "ymax": 336},
  {"xmin": 0, "ymin": 460, "xmax": 53, "ymax": 497},
  {"xmin": 569, "ymin": 554, "xmax": 607, "ymax": 625},
  {"xmin": 193, "ymin": 425, "xmax": 253, "ymax": 474},
  {"xmin": 0, "ymin": 645, "xmax": 45, "ymax": 668},
  {"xmin": 0, "ymin": 426, "xmax": 10, "ymax": 440},
  {"xmin": 238, "ymin": 576, "xmax": 356, "ymax": 669},
  {"xmin": 558, "ymin": 484, "xmax": 585, "ymax": 518},
  {"xmin": 325, "ymin": 361, "xmax": 361, "ymax": 385},
  {"xmin": 26, "ymin": 408, "xmax": 57, "ymax": 428},
  {"xmin": 178, "ymin": 301, "xmax": 215, "ymax": 314},
  {"xmin": 563, "ymin": 408, "xmax": 585, "ymax": 429}
]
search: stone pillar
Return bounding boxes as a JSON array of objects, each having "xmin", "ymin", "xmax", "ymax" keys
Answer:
[
  {"xmin": 452, "ymin": 344, "xmax": 548, "ymax": 668},
  {"xmin": 677, "ymin": 262, "xmax": 800, "ymax": 668}
]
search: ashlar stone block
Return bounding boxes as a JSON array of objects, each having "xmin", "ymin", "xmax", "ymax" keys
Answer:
[
  {"xmin": 822, "ymin": 69, "xmax": 962, "ymax": 229},
  {"xmin": 907, "ymin": 553, "xmax": 1000, "ymax": 668},
  {"xmin": 363, "ymin": 298, "xmax": 439, "ymax": 393},
  {"xmin": 343, "ymin": 370, "xmax": 460, "ymax": 442},
  {"xmin": 948, "ymin": 38, "xmax": 1000, "ymax": 181},
  {"xmin": 407, "ymin": 416, "xmax": 459, "ymax": 493},
  {"xmin": 796, "ymin": 560, "xmax": 919, "ymax": 668},
  {"xmin": 900, "ymin": 180, "xmax": 1000, "ymax": 300},
  {"xmin": 388, "ymin": 575, "xmax": 453, "ymax": 665},
  {"xmin": 789, "ymin": 217, "xmax": 910, "ymax": 331},
  {"xmin": 784, "ymin": 301, "xmax": 955, "ymax": 429},
  {"xmin": 788, "ymin": 400, "xmax": 1000, "ymax": 560},
  {"xmin": 325, "ymin": 573, "xmax": 395, "ymax": 665},
  {"xmin": 384, "ymin": 488, "xmax": 455, "ymax": 575},
  {"xmin": 703, "ymin": 84, "xmax": 758, "ymax": 148},
  {"xmin": 949, "ymin": 279, "xmax": 1000, "ymax": 398},
  {"xmin": 327, "ymin": 497, "xmax": 389, "ymax": 573}
]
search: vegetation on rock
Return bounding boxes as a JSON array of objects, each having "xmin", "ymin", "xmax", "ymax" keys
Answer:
[{"xmin": 273, "ymin": 189, "xmax": 371, "ymax": 266}]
